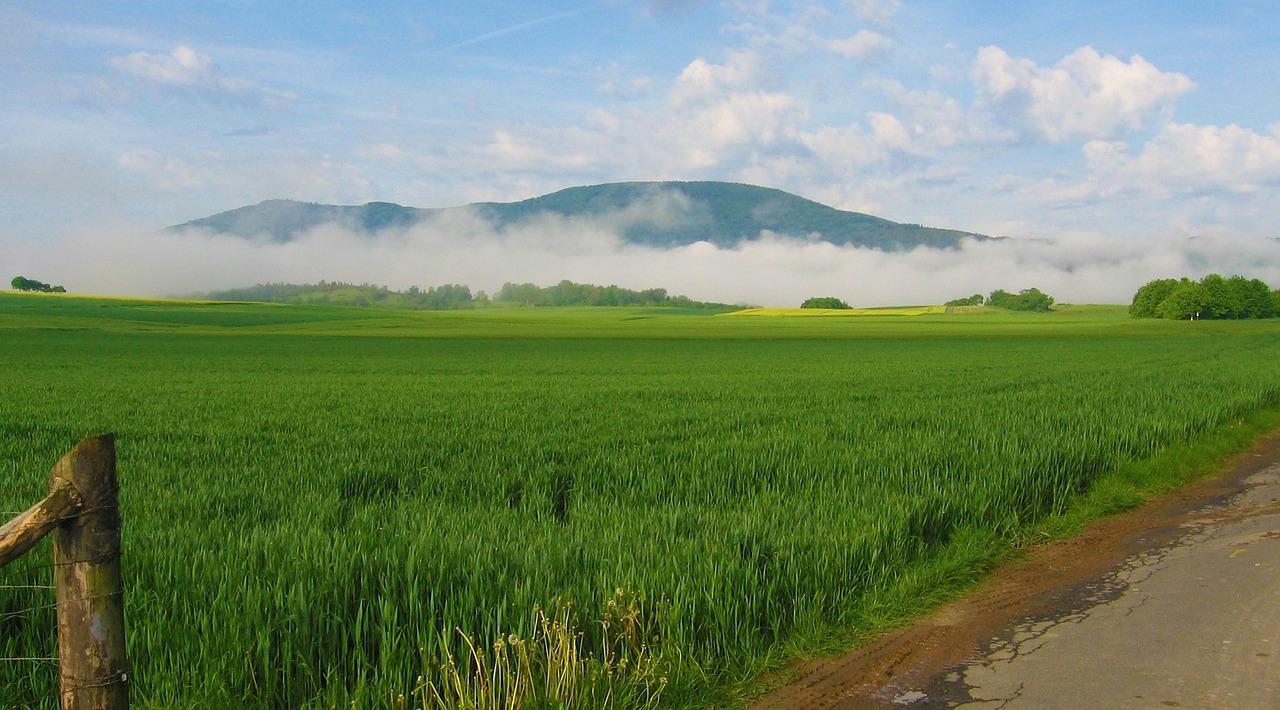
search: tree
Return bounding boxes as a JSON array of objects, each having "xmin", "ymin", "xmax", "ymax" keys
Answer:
[
  {"xmin": 1232, "ymin": 276, "xmax": 1275, "ymax": 319},
  {"xmin": 10, "ymin": 276, "xmax": 64, "ymax": 293},
  {"xmin": 945, "ymin": 294, "xmax": 985, "ymax": 307},
  {"xmin": 800, "ymin": 297, "xmax": 851, "ymax": 309},
  {"xmin": 1155, "ymin": 279, "xmax": 1205, "ymax": 320},
  {"xmin": 1130, "ymin": 274, "xmax": 1278, "ymax": 320},
  {"xmin": 1199, "ymin": 274, "xmax": 1240, "ymax": 319},
  {"xmin": 1130, "ymin": 278, "xmax": 1180, "ymax": 318},
  {"xmin": 987, "ymin": 288, "xmax": 1054, "ymax": 312}
]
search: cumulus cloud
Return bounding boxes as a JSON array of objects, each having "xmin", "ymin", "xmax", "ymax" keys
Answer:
[
  {"xmin": 972, "ymin": 46, "xmax": 1194, "ymax": 142},
  {"xmin": 799, "ymin": 112, "xmax": 920, "ymax": 172},
  {"xmin": 479, "ymin": 51, "xmax": 808, "ymax": 176},
  {"xmin": 10, "ymin": 198, "xmax": 1279, "ymax": 309},
  {"xmin": 670, "ymin": 51, "xmax": 763, "ymax": 106},
  {"xmin": 1115, "ymin": 122, "xmax": 1280, "ymax": 196}
]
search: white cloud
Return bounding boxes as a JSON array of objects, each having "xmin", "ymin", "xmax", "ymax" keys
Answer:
[
  {"xmin": 1119, "ymin": 123, "xmax": 1280, "ymax": 196},
  {"xmin": 799, "ymin": 111, "xmax": 918, "ymax": 171},
  {"xmin": 826, "ymin": 30, "xmax": 895, "ymax": 62},
  {"xmin": 846, "ymin": 0, "xmax": 901, "ymax": 27},
  {"xmin": 663, "ymin": 54, "xmax": 808, "ymax": 169},
  {"xmin": 676, "ymin": 92, "xmax": 802, "ymax": 157},
  {"xmin": 474, "ymin": 52, "xmax": 807, "ymax": 177},
  {"xmin": 670, "ymin": 51, "xmax": 762, "ymax": 106},
  {"xmin": 972, "ymin": 46, "xmax": 1194, "ymax": 142},
  {"xmin": 111, "ymin": 45, "xmax": 297, "ymax": 106},
  {"xmin": 873, "ymin": 80, "xmax": 1013, "ymax": 151},
  {"xmin": 596, "ymin": 62, "xmax": 655, "ymax": 98},
  {"xmin": 112, "ymin": 45, "xmax": 212, "ymax": 84},
  {"xmin": 117, "ymin": 149, "xmax": 207, "ymax": 190}
]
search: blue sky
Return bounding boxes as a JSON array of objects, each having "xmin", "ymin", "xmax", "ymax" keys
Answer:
[{"xmin": 3, "ymin": 1, "xmax": 1279, "ymax": 303}]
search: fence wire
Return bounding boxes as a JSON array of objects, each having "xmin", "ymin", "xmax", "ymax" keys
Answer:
[{"xmin": 1, "ymin": 484, "xmax": 61, "ymax": 709}]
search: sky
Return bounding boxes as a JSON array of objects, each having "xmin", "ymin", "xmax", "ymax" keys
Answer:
[{"xmin": 3, "ymin": 0, "xmax": 1279, "ymax": 305}]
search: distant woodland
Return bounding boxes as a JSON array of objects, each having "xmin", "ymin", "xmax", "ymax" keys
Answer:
[
  {"xmin": 199, "ymin": 280, "xmax": 736, "ymax": 310},
  {"xmin": 944, "ymin": 288, "xmax": 1056, "ymax": 312},
  {"xmin": 1130, "ymin": 274, "xmax": 1280, "ymax": 320}
]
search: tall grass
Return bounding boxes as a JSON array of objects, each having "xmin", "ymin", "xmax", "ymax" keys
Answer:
[{"xmin": 1, "ymin": 300, "xmax": 1278, "ymax": 707}]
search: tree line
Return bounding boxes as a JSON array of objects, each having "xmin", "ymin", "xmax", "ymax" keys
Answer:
[
  {"xmin": 9, "ymin": 276, "xmax": 66, "ymax": 293},
  {"xmin": 203, "ymin": 281, "xmax": 477, "ymax": 309},
  {"xmin": 1131, "ymin": 274, "xmax": 1279, "ymax": 320},
  {"xmin": 493, "ymin": 280, "xmax": 728, "ymax": 308},
  {"xmin": 200, "ymin": 280, "xmax": 732, "ymax": 310},
  {"xmin": 944, "ymin": 288, "xmax": 1055, "ymax": 312}
]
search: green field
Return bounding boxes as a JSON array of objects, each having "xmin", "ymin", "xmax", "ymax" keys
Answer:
[{"xmin": 2, "ymin": 293, "xmax": 1279, "ymax": 708}]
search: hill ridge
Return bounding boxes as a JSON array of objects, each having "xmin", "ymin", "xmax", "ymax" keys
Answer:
[{"xmin": 170, "ymin": 181, "xmax": 993, "ymax": 251}]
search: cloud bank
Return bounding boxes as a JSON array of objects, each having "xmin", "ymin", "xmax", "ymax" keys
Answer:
[{"xmin": 10, "ymin": 211, "xmax": 1278, "ymax": 308}]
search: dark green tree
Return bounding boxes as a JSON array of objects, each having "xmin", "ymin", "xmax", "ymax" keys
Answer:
[
  {"xmin": 988, "ymin": 288, "xmax": 1054, "ymax": 312},
  {"xmin": 944, "ymin": 294, "xmax": 985, "ymax": 307},
  {"xmin": 1155, "ymin": 279, "xmax": 1206, "ymax": 320},
  {"xmin": 10, "ymin": 276, "xmax": 63, "ymax": 293},
  {"xmin": 1199, "ymin": 274, "xmax": 1240, "ymax": 319},
  {"xmin": 1130, "ymin": 274, "xmax": 1277, "ymax": 320},
  {"xmin": 1130, "ymin": 278, "xmax": 1180, "ymax": 318},
  {"xmin": 1231, "ymin": 276, "xmax": 1275, "ymax": 318},
  {"xmin": 800, "ymin": 297, "xmax": 851, "ymax": 309}
]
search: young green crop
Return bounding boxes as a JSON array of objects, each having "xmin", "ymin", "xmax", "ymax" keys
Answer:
[{"xmin": 1, "ymin": 295, "xmax": 1278, "ymax": 708}]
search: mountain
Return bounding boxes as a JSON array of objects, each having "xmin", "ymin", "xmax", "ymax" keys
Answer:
[
  {"xmin": 171, "ymin": 199, "xmax": 427, "ymax": 242},
  {"xmin": 169, "ymin": 181, "xmax": 993, "ymax": 250}
]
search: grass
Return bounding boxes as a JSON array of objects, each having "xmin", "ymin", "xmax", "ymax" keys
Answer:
[
  {"xmin": 722, "ymin": 306, "xmax": 947, "ymax": 317},
  {"xmin": 1, "ymin": 292, "xmax": 1278, "ymax": 708}
]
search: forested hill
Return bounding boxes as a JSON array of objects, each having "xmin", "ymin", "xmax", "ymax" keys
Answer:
[{"xmin": 169, "ymin": 181, "xmax": 993, "ymax": 251}]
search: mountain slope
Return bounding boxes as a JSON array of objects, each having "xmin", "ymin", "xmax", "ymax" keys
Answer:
[{"xmin": 170, "ymin": 181, "xmax": 992, "ymax": 250}]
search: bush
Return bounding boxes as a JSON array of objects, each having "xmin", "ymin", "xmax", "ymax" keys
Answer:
[
  {"xmin": 987, "ymin": 288, "xmax": 1054, "ymax": 312},
  {"xmin": 945, "ymin": 294, "xmax": 985, "ymax": 307},
  {"xmin": 800, "ymin": 297, "xmax": 851, "ymax": 309},
  {"xmin": 9, "ymin": 276, "xmax": 64, "ymax": 293}
]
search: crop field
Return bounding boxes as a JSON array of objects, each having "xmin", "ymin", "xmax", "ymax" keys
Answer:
[{"xmin": 2, "ymin": 293, "xmax": 1280, "ymax": 708}]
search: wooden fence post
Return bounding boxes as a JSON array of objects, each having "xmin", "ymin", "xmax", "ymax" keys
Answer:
[{"xmin": 50, "ymin": 433, "xmax": 128, "ymax": 710}]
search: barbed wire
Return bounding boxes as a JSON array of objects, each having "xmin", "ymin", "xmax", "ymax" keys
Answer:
[
  {"xmin": 62, "ymin": 669, "xmax": 129, "ymax": 691},
  {"xmin": 1, "ymin": 590, "xmax": 122, "ymax": 624},
  {"xmin": 0, "ymin": 490, "xmax": 68, "ymax": 682},
  {"xmin": 2, "ymin": 466, "xmax": 126, "ymax": 701}
]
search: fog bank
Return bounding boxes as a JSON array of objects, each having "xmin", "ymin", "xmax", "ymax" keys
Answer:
[{"xmin": 7, "ymin": 209, "xmax": 1279, "ymax": 307}]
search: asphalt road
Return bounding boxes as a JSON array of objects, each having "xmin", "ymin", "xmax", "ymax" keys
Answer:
[
  {"xmin": 749, "ymin": 432, "xmax": 1280, "ymax": 710},
  {"xmin": 945, "ymin": 462, "xmax": 1280, "ymax": 709}
]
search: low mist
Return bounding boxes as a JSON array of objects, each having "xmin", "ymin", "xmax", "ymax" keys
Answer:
[{"xmin": 7, "ymin": 207, "xmax": 1279, "ymax": 307}]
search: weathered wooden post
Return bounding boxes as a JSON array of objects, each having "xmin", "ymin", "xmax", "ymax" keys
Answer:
[
  {"xmin": 50, "ymin": 434, "xmax": 129, "ymax": 710},
  {"xmin": 0, "ymin": 476, "xmax": 81, "ymax": 568}
]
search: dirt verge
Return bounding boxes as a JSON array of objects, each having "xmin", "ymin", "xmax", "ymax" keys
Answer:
[{"xmin": 746, "ymin": 428, "xmax": 1280, "ymax": 709}]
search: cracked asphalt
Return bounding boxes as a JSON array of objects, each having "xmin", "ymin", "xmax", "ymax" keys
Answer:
[
  {"xmin": 945, "ymin": 463, "xmax": 1280, "ymax": 709},
  {"xmin": 748, "ymin": 431, "xmax": 1280, "ymax": 710}
]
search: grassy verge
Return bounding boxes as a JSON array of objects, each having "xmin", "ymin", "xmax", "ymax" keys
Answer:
[
  {"xmin": 1032, "ymin": 405, "xmax": 1280, "ymax": 539},
  {"xmin": 728, "ymin": 404, "xmax": 1280, "ymax": 708}
]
